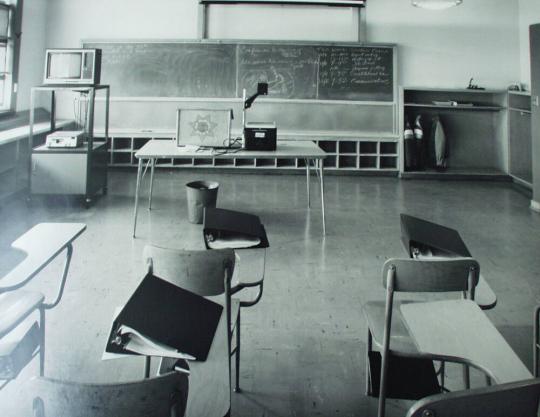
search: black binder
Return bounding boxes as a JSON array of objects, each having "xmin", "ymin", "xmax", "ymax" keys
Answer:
[
  {"xmin": 203, "ymin": 207, "xmax": 269, "ymax": 249},
  {"xmin": 105, "ymin": 273, "xmax": 222, "ymax": 361},
  {"xmin": 400, "ymin": 213, "xmax": 471, "ymax": 257}
]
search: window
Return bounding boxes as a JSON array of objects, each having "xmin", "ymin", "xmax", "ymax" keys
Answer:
[{"xmin": 0, "ymin": 0, "xmax": 21, "ymax": 113}]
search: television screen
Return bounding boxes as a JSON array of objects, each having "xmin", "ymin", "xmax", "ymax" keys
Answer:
[{"xmin": 47, "ymin": 52, "xmax": 82, "ymax": 79}]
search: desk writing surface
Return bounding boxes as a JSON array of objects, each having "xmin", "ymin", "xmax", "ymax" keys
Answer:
[
  {"xmin": 135, "ymin": 139, "xmax": 326, "ymax": 160},
  {"xmin": 400, "ymin": 300, "xmax": 532, "ymax": 384},
  {"xmin": 185, "ymin": 299, "xmax": 230, "ymax": 417},
  {"xmin": 232, "ymin": 248, "xmax": 266, "ymax": 287},
  {"xmin": 0, "ymin": 223, "xmax": 86, "ymax": 291}
]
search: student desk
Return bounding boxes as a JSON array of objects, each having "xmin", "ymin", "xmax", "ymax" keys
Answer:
[
  {"xmin": 132, "ymin": 139, "xmax": 327, "ymax": 237},
  {"xmin": 401, "ymin": 299, "xmax": 533, "ymax": 384},
  {"xmin": 0, "ymin": 223, "xmax": 86, "ymax": 294},
  {"xmin": 400, "ymin": 214, "xmax": 497, "ymax": 310},
  {"xmin": 0, "ymin": 223, "xmax": 86, "ymax": 377}
]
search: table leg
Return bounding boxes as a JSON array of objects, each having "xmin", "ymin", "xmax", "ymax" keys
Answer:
[
  {"xmin": 305, "ymin": 159, "xmax": 311, "ymax": 209},
  {"xmin": 133, "ymin": 158, "xmax": 143, "ymax": 238},
  {"xmin": 148, "ymin": 158, "xmax": 156, "ymax": 210},
  {"xmin": 318, "ymin": 159, "xmax": 326, "ymax": 235}
]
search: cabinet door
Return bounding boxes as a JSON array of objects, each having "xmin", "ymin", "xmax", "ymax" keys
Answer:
[
  {"xmin": 530, "ymin": 24, "xmax": 540, "ymax": 200},
  {"xmin": 509, "ymin": 110, "xmax": 532, "ymax": 184},
  {"xmin": 31, "ymin": 153, "xmax": 88, "ymax": 195}
]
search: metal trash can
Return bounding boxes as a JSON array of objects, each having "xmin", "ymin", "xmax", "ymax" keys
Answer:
[{"xmin": 186, "ymin": 180, "xmax": 219, "ymax": 224}]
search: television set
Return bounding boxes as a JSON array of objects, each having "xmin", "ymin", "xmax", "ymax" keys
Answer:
[{"xmin": 43, "ymin": 48, "xmax": 101, "ymax": 85}]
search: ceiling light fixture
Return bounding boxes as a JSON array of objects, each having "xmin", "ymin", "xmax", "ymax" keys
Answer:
[{"xmin": 412, "ymin": 0, "xmax": 462, "ymax": 10}]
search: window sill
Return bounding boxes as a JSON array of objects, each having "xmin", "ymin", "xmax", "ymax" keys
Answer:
[{"xmin": 0, "ymin": 120, "xmax": 71, "ymax": 146}]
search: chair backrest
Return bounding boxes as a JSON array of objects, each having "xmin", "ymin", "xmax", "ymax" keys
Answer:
[
  {"xmin": 30, "ymin": 371, "xmax": 189, "ymax": 417},
  {"xmin": 406, "ymin": 378, "xmax": 540, "ymax": 417},
  {"xmin": 142, "ymin": 245, "xmax": 235, "ymax": 296},
  {"xmin": 382, "ymin": 258, "xmax": 479, "ymax": 296}
]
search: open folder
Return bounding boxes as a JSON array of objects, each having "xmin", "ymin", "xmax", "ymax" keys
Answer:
[{"xmin": 104, "ymin": 273, "xmax": 223, "ymax": 362}]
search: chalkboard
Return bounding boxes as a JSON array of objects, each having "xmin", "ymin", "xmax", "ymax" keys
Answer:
[
  {"xmin": 238, "ymin": 44, "xmax": 319, "ymax": 99},
  {"xmin": 84, "ymin": 41, "xmax": 395, "ymax": 102},
  {"xmin": 317, "ymin": 46, "xmax": 393, "ymax": 101},
  {"xmin": 84, "ymin": 42, "xmax": 237, "ymax": 98}
]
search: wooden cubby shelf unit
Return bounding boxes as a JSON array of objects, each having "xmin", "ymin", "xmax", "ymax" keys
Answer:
[
  {"xmin": 400, "ymin": 88, "xmax": 510, "ymax": 179},
  {"xmin": 102, "ymin": 133, "xmax": 400, "ymax": 173}
]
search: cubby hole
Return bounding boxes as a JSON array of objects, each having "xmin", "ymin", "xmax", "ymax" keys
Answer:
[
  {"xmin": 214, "ymin": 159, "xmax": 234, "ymax": 167},
  {"xmin": 323, "ymin": 156, "xmax": 337, "ymax": 168},
  {"xmin": 193, "ymin": 158, "xmax": 213, "ymax": 166},
  {"xmin": 339, "ymin": 155, "xmax": 357, "ymax": 169},
  {"xmin": 339, "ymin": 141, "xmax": 357, "ymax": 154},
  {"xmin": 235, "ymin": 159, "xmax": 255, "ymax": 167},
  {"xmin": 276, "ymin": 158, "xmax": 296, "ymax": 168},
  {"xmin": 318, "ymin": 141, "xmax": 337, "ymax": 153},
  {"xmin": 359, "ymin": 156, "xmax": 378, "ymax": 168},
  {"xmin": 255, "ymin": 158, "xmax": 276, "ymax": 167},
  {"xmin": 380, "ymin": 142, "xmax": 397, "ymax": 155},
  {"xmin": 359, "ymin": 142, "xmax": 378, "ymax": 154},
  {"xmin": 156, "ymin": 158, "xmax": 172, "ymax": 166},
  {"xmin": 172, "ymin": 158, "xmax": 193, "ymax": 166},
  {"xmin": 113, "ymin": 137, "xmax": 131, "ymax": 150},
  {"xmin": 133, "ymin": 137, "xmax": 151, "ymax": 150},
  {"xmin": 297, "ymin": 159, "xmax": 306, "ymax": 168},
  {"xmin": 380, "ymin": 156, "xmax": 398, "ymax": 169}
]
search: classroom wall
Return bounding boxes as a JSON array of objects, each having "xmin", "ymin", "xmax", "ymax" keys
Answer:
[
  {"xmin": 519, "ymin": 0, "xmax": 540, "ymax": 90},
  {"xmin": 367, "ymin": 0, "xmax": 519, "ymax": 90},
  {"xmin": 16, "ymin": 0, "xmax": 48, "ymax": 111},
  {"xmin": 44, "ymin": 0, "xmax": 521, "ymax": 91}
]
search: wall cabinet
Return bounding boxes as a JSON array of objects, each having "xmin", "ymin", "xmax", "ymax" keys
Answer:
[
  {"xmin": 400, "ymin": 88, "xmax": 508, "ymax": 180},
  {"xmin": 508, "ymin": 92, "xmax": 532, "ymax": 187}
]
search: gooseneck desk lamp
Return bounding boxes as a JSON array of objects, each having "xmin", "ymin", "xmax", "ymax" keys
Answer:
[{"xmin": 242, "ymin": 82, "xmax": 269, "ymax": 134}]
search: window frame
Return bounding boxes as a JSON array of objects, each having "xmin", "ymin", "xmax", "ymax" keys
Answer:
[{"xmin": 0, "ymin": 0, "xmax": 22, "ymax": 116}]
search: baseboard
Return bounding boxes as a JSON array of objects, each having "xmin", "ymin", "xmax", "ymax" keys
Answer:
[{"xmin": 531, "ymin": 200, "xmax": 540, "ymax": 212}]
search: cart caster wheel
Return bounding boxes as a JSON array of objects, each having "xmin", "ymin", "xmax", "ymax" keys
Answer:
[{"xmin": 84, "ymin": 198, "xmax": 92, "ymax": 209}]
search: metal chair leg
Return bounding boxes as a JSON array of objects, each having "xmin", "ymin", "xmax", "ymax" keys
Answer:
[
  {"xmin": 378, "ymin": 351, "xmax": 389, "ymax": 417},
  {"xmin": 234, "ymin": 311, "xmax": 241, "ymax": 392},
  {"xmin": 39, "ymin": 307, "xmax": 45, "ymax": 377},
  {"xmin": 366, "ymin": 329, "xmax": 372, "ymax": 396},
  {"xmin": 534, "ymin": 306, "xmax": 540, "ymax": 377}
]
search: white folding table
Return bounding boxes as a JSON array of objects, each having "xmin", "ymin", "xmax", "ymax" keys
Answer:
[{"xmin": 132, "ymin": 140, "xmax": 327, "ymax": 237}]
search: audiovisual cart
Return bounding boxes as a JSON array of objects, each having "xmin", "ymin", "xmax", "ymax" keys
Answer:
[{"xmin": 29, "ymin": 84, "xmax": 110, "ymax": 207}]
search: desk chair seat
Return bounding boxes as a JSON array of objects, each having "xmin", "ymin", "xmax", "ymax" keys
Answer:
[
  {"xmin": 363, "ymin": 300, "xmax": 419, "ymax": 355},
  {"xmin": 30, "ymin": 370, "xmax": 189, "ymax": 417},
  {"xmin": 0, "ymin": 291, "xmax": 44, "ymax": 337}
]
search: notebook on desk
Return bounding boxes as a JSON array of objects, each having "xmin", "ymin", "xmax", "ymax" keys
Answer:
[{"xmin": 104, "ymin": 273, "xmax": 222, "ymax": 362}]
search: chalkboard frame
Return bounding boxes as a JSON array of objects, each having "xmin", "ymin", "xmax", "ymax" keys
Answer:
[{"xmin": 82, "ymin": 39, "xmax": 398, "ymax": 104}]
